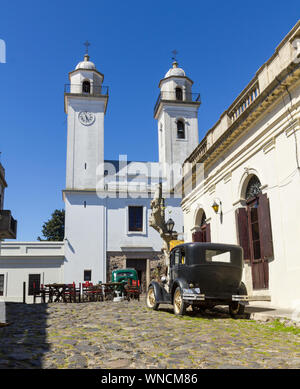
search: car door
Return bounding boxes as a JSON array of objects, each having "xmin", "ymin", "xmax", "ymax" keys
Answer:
[{"xmin": 170, "ymin": 249, "xmax": 180, "ymax": 282}]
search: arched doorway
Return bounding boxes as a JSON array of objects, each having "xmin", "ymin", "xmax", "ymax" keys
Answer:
[
  {"xmin": 236, "ymin": 174, "xmax": 273, "ymax": 290},
  {"xmin": 177, "ymin": 120, "xmax": 185, "ymax": 139},
  {"xmin": 82, "ymin": 80, "xmax": 91, "ymax": 94},
  {"xmin": 175, "ymin": 87, "xmax": 183, "ymax": 101},
  {"xmin": 192, "ymin": 209, "xmax": 211, "ymax": 242}
]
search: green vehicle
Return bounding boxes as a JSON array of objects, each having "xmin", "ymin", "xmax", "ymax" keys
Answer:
[{"xmin": 111, "ymin": 268, "xmax": 140, "ymax": 299}]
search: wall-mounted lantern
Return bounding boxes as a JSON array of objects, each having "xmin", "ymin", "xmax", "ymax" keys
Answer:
[{"xmin": 212, "ymin": 198, "xmax": 223, "ymax": 223}]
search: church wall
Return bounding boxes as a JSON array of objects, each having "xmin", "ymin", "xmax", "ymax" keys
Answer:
[
  {"xmin": 66, "ymin": 98, "xmax": 105, "ymax": 190},
  {"xmin": 64, "ymin": 191, "xmax": 107, "ymax": 284},
  {"xmin": 106, "ymin": 196, "xmax": 183, "ymax": 252},
  {"xmin": 105, "ymin": 195, "xmax": 183, "ymax": 291}
]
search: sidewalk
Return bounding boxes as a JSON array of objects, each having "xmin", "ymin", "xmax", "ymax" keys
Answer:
[{"xmin": 244, "ymin": 301, "xmax": 300, "ymax": 325}]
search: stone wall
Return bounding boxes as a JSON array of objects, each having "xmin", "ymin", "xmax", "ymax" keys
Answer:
[{"xmin": 107, "ymin": 251, "xmax": 165, "ymax": 291}]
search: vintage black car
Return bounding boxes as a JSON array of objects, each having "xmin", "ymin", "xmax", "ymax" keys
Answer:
[{"xmin": 146, "ymin": 242, "xmax": 248, "ymax": 318}]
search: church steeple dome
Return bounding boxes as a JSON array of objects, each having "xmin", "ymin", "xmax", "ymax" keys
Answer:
[
  {"xmin": 164, "ymin": 61, "xmax": 186, "ymax": 78},
  {"xmin": 75, "ymin": 53, "xmax": 96, "ymax": 70}
]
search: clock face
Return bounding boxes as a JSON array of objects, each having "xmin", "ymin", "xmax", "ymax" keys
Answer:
[{"xmin": 78, "ymin": 111, "xmax": 95, "ymax": 126}]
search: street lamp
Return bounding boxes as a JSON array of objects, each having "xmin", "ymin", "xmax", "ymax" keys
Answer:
[
  {"xmin": 212, "ymin": 198, "xmax": 222, "ymax": 214},
  {"xmin": 166, "ymin": 218, "xmax": 175, "ymax": 233},
  {"xmin": 212, "ymin": 201, "xmax": 220, "ymax": 214},
  {"xmin": 212, "ymin": 198, "xmax": 223, "ymax": 224}
]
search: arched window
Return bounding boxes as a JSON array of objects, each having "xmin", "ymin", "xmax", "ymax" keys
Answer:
[
  {"xmin": 82, "ymin": 80, "xmax": 91, "ymax": 94},
  {"xmin": 175, "ymin": 87, "xmax": 183, "ymax": 101},
  {"xmin": 192, "ymin": 209, "xmax": 211, "ymax": 242},
  {"xmin": 200, "ymin": 211, "xmax": 206, "ymax": 227},
  {"xmin": 245, "ymin": 175, "xmax": 261, "ymax": 201},
  {"xmin": 177, "ymin": 120, "xmax": 185, "ymax": 139}
]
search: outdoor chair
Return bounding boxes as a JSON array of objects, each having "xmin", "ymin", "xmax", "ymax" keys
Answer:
[{"xmin": 124, "ymin": 279, "xmax": 140, "ymax": 301}]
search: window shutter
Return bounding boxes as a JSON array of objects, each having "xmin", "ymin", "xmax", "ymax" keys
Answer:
[
  {"xmin": 192, "ymin": 231, "xmax": 202, "ymax": 242},
  {"xmin": 257, "ymin": 193, "xmax": 274, "ymax": 259},
  {"xmin": 235, "ymin": 208, "xmax": 250, "ymax": 261},
  {"xmin": 205, "ymin": 223, "xmax": 211, "ymax": 242}
]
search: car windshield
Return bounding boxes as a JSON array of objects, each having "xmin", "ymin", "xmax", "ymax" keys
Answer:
[
  {"xmin": 205, "ymin": 249, "xmax": 231, "ymax": 263},
  {"xmin": 115, "ymin": 272, "xmax": 134, "ymax": 278}
]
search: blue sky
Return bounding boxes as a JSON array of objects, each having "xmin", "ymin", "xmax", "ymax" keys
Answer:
[{"xmin": 0, "ymin": 0, "xmax": 299, "ymax": 241}]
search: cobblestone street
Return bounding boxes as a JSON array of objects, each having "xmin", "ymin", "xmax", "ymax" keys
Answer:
[{"xmin": 0, "ymin": 300, "xmax": 300, "ymax": 369}]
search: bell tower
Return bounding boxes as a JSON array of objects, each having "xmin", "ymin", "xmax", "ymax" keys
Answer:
[
  {"xmin": 64, "ymin": 50, "xmax": 108, "ymax": 190},
  {"xmin": 63, "ymin": 47, "xmax": 109, "ymax": 286},
  {"xmin": 154, "ymin": 60, "xmax": 201, "ymax": 189}
]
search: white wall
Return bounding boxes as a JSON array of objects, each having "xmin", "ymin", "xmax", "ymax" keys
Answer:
[
  {"xmin": 65, "ymin": 97, "xmax": 106, "ymax": 190},
  {"xmin": 0, "ymin": 242, "xmax": 64, "ymax": 303},
  {"xmin": 107, "ymin": 196, "xmax": 183, "ymax": 252},
  {"xmin": 64, "ymin": 191, "xmax": 107, "ymax": 284},
  {"xmin": 182, "ymin": 84, "xmax": 300, "ymax": 309}
]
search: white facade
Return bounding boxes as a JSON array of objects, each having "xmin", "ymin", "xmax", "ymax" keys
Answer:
[
  {"xmin": 0, "ymin": 242, "xmax": 64, "ymax": 303},
  {"xmin": 0, "ymin": 54, "xmax": 201, "ymax": 299},
  {"xmin": 62, "ymin": 56, "xmax": 198, "ymax": 286},
  {"xmin": 182, "ymin": 21, "xmax": 300, "ymax": 310}
]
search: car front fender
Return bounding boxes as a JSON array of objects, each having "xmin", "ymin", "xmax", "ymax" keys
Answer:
[
  {"xmin": 171, "ymin": 278, "xmax": 189, "ymax": 299},
  {"xmin": 148, "ymin": 281, "xmax": 164, "ymax": 302}
]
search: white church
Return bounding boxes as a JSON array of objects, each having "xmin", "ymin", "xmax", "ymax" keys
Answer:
[{"xmin": 0, "ymin": 53, "xmax": 201, "ymax": 301}]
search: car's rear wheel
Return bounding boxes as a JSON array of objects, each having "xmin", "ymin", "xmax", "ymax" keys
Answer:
[
  {"xmin": 173, "ymin": 287, "xmax": 187, "ymax": 316},
  {"xmin": 229, "ymin": 281, "xmax": 247, "ymax": 318},
  {"xmin": 229, "ymin": 301, "xmax": 245, "ymax": 317},
  {"xmin": 146, "ymin": 286, "xmax": 159, "ymax": 311}
]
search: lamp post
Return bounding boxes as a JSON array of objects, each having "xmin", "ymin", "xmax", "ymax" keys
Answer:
[{"xmin": 166, "ymin": 218, "xmax": 175, "ymax": 234}]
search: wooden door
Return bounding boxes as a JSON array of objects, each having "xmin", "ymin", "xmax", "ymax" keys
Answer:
[
  {"xmin": 247, "ymin": 194, "xmax": 273, "ymax": 289},
  {"xmin": 236, "ymin": 193, "xmax": 273, "ymax": 290},
  {"xmin": 192, "ymin": 223, "xmax": 211, "ymax": 243}
]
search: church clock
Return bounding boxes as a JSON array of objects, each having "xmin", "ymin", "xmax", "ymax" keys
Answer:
[{"xmin": 78, "ymin": 111, "xmax": 95, "ymax": 126}]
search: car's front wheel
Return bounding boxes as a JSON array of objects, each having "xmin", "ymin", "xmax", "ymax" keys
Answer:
[
  {"xmin": 173, "ymin": 287, "xmax": 187, "ymax": 316},
  {"xmin": 146, "ymin": 286, "xmax": 159, "ymax": 311}
]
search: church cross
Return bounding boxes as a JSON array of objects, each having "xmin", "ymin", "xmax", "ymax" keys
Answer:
[
  {"xmin": 172, "ymin": 49, "xmax": 178, "ymax": 61},
  {"xmin": 84, "ymin": 40, "xmax": 90, "ymax": 55}
]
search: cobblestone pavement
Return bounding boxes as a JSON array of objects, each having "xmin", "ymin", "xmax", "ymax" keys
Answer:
[{"xmin": 0, "ymin": 300, "xmax": 300, "ymax": 369}]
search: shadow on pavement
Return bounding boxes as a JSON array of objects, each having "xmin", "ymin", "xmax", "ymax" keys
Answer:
[
  {"xmin": 156, "ymin": 304, "xmax": 252, "ymax": 320},
  {"xmin": 0, "ymin": 302, "xmax": 49, "ymax": 368}
]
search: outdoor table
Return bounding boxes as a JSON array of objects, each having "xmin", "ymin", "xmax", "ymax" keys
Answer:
[
  {"xmin": 101, "ymin": 282, "xmax": 123, "ymax": 300},
  {"xmin": 82, "ymin": 284, "xmax": 104, "ymax": 302},
  {"xmin": 45, "ymin": 284, "xmax": 68, "ymax": 303}
]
